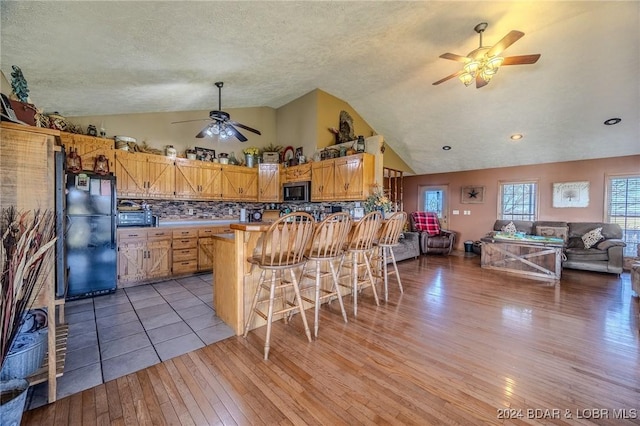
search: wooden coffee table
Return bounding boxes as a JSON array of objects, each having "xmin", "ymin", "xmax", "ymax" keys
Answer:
[{"xmin": 481, "ymin": 233, "xmax": 564, "ymax": 282}]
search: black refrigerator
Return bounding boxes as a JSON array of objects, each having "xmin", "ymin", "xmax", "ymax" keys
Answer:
[{"xmin": 65, "ymin": 172, "xmax": 117, "ymax": 300}]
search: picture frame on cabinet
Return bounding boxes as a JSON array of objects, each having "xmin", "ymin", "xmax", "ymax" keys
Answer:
[
  {"xmin": 461, "ymin": 185, "xmax": 485, "ymax": 203},
  {"xmin": 195, "ymin": 147, "xmax": 216, "ymax": 162}
]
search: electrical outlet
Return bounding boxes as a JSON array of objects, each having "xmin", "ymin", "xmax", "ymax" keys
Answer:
[
  {"xmin": 452, "ymin": 210, "xmax": 460, "ymax": 215},
  {"xmin": 229, "ymin": 208, "xmax": 233, "ymax": 215},
  {"xmin": 188, "ymin": 208, "xmax": 194, "ymax": 215}
]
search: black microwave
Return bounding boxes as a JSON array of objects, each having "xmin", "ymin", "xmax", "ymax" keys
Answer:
[
  {"xmin": 117, "ymin": 210, "xmax": 154, "ymax": 227},
  {"xmin": 283, "ymin": 181, "xmax": 310, "ymax": 202}
]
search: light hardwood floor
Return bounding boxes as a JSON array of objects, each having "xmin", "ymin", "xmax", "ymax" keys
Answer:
[{"xmin": 23, "ymin": 254, "xmax": 640, "ymax": 425}]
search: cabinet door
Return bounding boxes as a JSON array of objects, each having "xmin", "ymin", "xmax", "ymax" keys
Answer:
[
  {"xmin": 146, "ymin": 154, "xmax": 175, "ymax": 198},
  {"xmin": 258, "ymin": 163, "xmax": 281, "ymax": 202},
  {"xmin": 174, "ymin": 158, "xmax": 202, "ymax": 199},
  {"xmin": 146, "ymin": 237, "xmax": 172, "ymax": 279},
  {"xmin": 199, "ymin": 163, "xmax": 223, "ymax": 199},
  {"xmin": 334, "ymin": 155, "xmax": 364, "ymax": 200},
  {"xmin": 222, "ymin": 166, "xmax": 258, "ymax": 201},
  {"xmin": 62, "ymin": 133, "xmax": 115, "ymax": 173},
  {"xmin": 114, "ymin": 151, "xmax": 147, "ymax": 197},
  {"xmin": 198, "ymin": 237, "xmax": 215, "ymax": 271},
  {"xmin": 311, "ymin": 160, "xmax": 335, "ymax": 201},
  {"xmin": 117, "ymin": 238, "xmax": 147, "ymax": 284},
  {"xmin": 282, "ymin": 163, "xmax": 311, "ymax": 183}
]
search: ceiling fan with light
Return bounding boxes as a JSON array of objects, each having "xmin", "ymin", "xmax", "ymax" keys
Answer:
[
  {"xmin": 171, "ymin": 81, "xmax": 261, "ymax": 142},
  {"xmin": 433, "ymin": 22, "xmax": 541, "ymax": 89}
]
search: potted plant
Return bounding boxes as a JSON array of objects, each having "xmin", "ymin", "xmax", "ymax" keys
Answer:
[
  {"xmin": 0, "ymin": 207, "xmax": 57, "ymax": 425},
  {"xmin": 242, "ymin": 147, "xmax": 260, "ymax": 168},
  {"xmin": 363, "ymin": 184, "xmax": 393, "ymax": 216},
  {"xmin": 261, "ymin": 143, "xmax": 282, "ymax": 164}
]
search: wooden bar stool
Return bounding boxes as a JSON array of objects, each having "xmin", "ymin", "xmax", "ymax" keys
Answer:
[
  {"xmin": 339, "ymin": 210, "xmax": 382, "ymax": 317},
  {"xmin": 243, "ymin": 212, "xmax": 315, "ymax": 360},
  {"xmin": 299, "ymin": 212, "xmax": 352, "ymax": 337},
  {"xmin": 374, "ymin": 211, "xmax": 407, "ymax": 301}
]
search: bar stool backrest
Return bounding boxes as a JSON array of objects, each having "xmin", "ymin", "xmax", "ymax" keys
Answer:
[
  {"xmin": 378, "ymin": 211, "xmax": 407, "ymax": 246},
  {"xmin": 257, "ymin": 212, "xmax": 315, "ymax": 268},
  {"xmin": 346, "ymin": 211, "xmax": 382, "ymax": 252},
  {"xmin": 307, "ymin": 212, "xmax": 352, "ymax": 260}
]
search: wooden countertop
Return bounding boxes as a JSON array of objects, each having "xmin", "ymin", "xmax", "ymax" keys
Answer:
[{"xmin": 230, "ymin": 222, "xmax": 273, "ymax": 232}]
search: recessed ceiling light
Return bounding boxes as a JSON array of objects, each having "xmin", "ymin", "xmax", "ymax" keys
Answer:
[
  {"xmin": 604, "ymin": 118, "xmax": 621, "ymax": 125},
  {"xmin": 442, "ymin": 145, "xmax": 451, "ymax": 150},
  {"xmin": 510, "ymin": 134, "xmax": 523, "ymax": 140}
]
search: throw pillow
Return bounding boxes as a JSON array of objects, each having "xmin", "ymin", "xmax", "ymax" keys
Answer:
[
  {"xmin": 581, "ymin": 227, "xmax": 603, "ymax": 249},
  {"xmin": 501, "ymin": 221, "xmax": 517, "ymax": 234}
]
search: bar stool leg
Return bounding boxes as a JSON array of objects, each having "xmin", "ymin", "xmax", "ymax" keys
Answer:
[
  {"xmin": 314, "ymin": 260, "xmax": 321, "ymax": 338},
  {"xmin": 244, "ymin": 269, "xmax": 266, "ymax": 337},
  {"xmin": 382, "ymin": 246, "xmax": 389, "ymax": 301},
  {"xmin": 264, "ymin": 271, "xmax": 278, "ymax": 360},
  {"xmin": 328, "ymin": 259, "xmax": 348, "ymax": 324},
  {"xmin": 389, "ymin": 247, "xmax": 404, "ymax": 294},
  {"xmin": 352, "ymin": 252, "xmax": 359, "ymax": 317},
  {"xmin": 363, "ymin": 249, "xmax": 380, "ymax": 306},
  {"xmin": 290, "ymin": 267, "xmax": 312, "ymax": 343}
]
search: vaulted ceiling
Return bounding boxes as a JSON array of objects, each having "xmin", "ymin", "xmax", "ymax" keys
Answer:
[{"xmin": 1, "ymin": 1, "xmax": 638, "ymax": 175}]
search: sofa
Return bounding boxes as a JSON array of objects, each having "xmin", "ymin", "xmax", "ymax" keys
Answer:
[
  {"xmin": 487, "ymin": 220, "xmax": 626, "ymax": 274},
  {"xmin": 384, "ymin": 231, "xmax": 420, "ymax": 263}
]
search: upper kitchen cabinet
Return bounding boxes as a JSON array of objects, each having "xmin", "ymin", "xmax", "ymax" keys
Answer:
[
  {"xmin": 114, "ymin": 150, "xmax": 175, "ymax": 198},
  {"xmin": 1, "ymin": 122, "xmax": 59, "ymax": 212},
  {"xmin": 221, "ymin": 165, "xmax": 258, "ymax": 201},
  {"xmin": 311, "ymin": 159, "xmax": 335, "ymax": 201},
  {"xmin": 59, "ymin": 132, "xmax": 114, "ymax": 173},
  {"xmin": 282, "ymin": 162, "xmax": 311, "ymax": 183},
  {"xmin": 258, "ymin": 163, "xmax": 281, "ymax": 202},
  {"xmin": 333, "ymin": 153, "xmax": 374, "ymax": 200},
  {"xmin": 175, "ymin": 158, "xmax": 223, "ymax": 200}
]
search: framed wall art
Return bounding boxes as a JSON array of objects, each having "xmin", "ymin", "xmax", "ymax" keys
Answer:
[
  {"xmin": 552, "ymin": 181, "xmax": 589, "ymax": 208},
  {"xmin": 461, "ymin": 186, "xmax": 485, "ymax": 204},
  {"xmin": 195, "ymin": 147, "xmax": 216, "ymax": 162}
]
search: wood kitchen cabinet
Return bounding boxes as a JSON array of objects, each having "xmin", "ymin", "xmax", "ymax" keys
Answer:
[
  {"xmin": 175, "ymin": 158, "xmax": 223, "ymax": 200},
  {"xmin": 172, "ymin": 228, "xmax": 198, "ymax": 275},
  {"xmin": 258, "ymin": 163, "xmax": 281, "ymax": 202},
  {"xmin": 59, "ymin": 132, "xmax": 114, "ymax": 172},
  {"xmin": 282, "ymin": 162, "xmax": 311, "ymax": 183},
  {"xmin": 333, "ymin": 153, "xmax": 374, "ymax": 200},
  {"xmin": 221, "ymin": 164, "xmax": 258, "ymax": 201},
  {"xmin": 114, "ymin": 150, "xmax": 175, "ymax": 198},
  {"xmin": 117, "ymin": 228, "xmax": 172, "ymax": 285},
  {"xmin": 311, "ymin": 159, "xmax": 335, "ymax": 201}
]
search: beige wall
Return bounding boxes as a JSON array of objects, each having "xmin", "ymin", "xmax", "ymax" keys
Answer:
[
  {"xmin": 69, "ymin": 107, "xmax": 276, "ymax": 158},
  {"xmin": 403, "ymin": 155, "xmax": 640, "ymax": 249},
  {"xmin": 316, "ymin": 89, "xmax": 373, "ymax": 149},
  {"xmin": 383, "ymin": 144, "xmax": 414, "ymax": 174},
  {"xmin": 275, "ymin": 90, "xmax": 317, "ymax": 159}
]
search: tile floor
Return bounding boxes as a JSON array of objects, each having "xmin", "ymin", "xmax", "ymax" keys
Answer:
[{"xmin": 26, "ymin": 273, "xmax": 234, "ymax": 410}]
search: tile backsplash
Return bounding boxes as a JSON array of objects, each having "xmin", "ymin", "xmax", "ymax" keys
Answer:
[{"xmin": 123, "ymin": 199, "xmax": 359, "ymax": 220}]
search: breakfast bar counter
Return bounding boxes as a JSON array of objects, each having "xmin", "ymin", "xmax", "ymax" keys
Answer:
[{"xmin": 212, "ymin": 222, "xmax": 274, "ymax": 335}]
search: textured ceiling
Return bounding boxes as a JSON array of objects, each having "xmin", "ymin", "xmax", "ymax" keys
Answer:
[{"xmin": 1, "ymin": 1, "xmax": 638, "ymax": 175}]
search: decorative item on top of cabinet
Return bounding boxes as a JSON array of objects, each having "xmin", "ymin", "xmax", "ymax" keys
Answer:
[{"xmin": 59, "ymin": 132, "xmax": 114, "ymax": 173}]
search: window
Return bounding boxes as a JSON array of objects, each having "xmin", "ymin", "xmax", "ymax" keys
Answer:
[
  {"xmin": 499, "ymin": 181, "xmax": 538, "ymax": 221},
  {"xmin": 607, "ymin": 175, "xmax": 640, "ymax": 257}
]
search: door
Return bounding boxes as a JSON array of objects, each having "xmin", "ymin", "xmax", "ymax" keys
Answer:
[{"xmin": 418, "ymin": 185, "xmax": 449, "ymax": 229}]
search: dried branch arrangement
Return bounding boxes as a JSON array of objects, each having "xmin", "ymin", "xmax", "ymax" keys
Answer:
[{"xmin": 0, "ymin": 207, "xmax": 56, "ymax": 371}]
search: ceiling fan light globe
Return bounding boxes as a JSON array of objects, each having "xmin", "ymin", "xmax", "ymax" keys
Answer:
[
  {"xmin": 226, "ymin": 127, "xmax": 234, "ymax": 136},
  {"xmin": 211, "ymin": 125, "xmax": 220, "ymax": 135},
  {"xmin": 459, "ymin": 72, "xmax": 474, "ymax": 86},
  {"xmin": 480, "ymin": 69, "xmax": 495, "ymax": 82},
  {"xmin": 485, "ymin": 56, "xmax": 504, "ymax": 71},
  {"xmin": 463, "ymin": 61, "xmax": 480, "ymax": 77}
]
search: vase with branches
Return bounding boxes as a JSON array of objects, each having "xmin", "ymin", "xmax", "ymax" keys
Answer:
[{"xmin": 1, "ymin": 207, "xmax": 56, "ymax": 375}]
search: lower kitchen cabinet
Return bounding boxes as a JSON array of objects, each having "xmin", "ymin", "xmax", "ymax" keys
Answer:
[
  {"xmin": 117, "ymin": 229, "xmax": 172, "ymax": 286},
  {"xmin": 172, "ymin": 228, "xmax": 198, "ymax": 275}
]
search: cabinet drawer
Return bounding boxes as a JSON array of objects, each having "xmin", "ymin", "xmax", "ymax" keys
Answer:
[
  {"xmin": 148, "ymin": 229, "xmax": 172, "ymax": 239},
  {"xmin": 173, "ymin": 259, "xmax": 198, "ymax": 274},
  {"xmin": 118, "ymin": 230, "xmax": 146, "ymax": 241},
  {"xmin": 173, "ymin": 248, "xmax": 197, "ymax": 262},
  {"xmin": 173, "ymin": 229, "xmax": 198, "ymax": 238},
  {"xmin": 173, "ymin": 237, "xmax": 197, "ymax": 250}
]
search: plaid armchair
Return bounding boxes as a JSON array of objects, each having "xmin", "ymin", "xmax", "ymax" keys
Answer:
[{"xmin": 410, "ymin": 212, "xmax": 455, "ymax": 255}]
